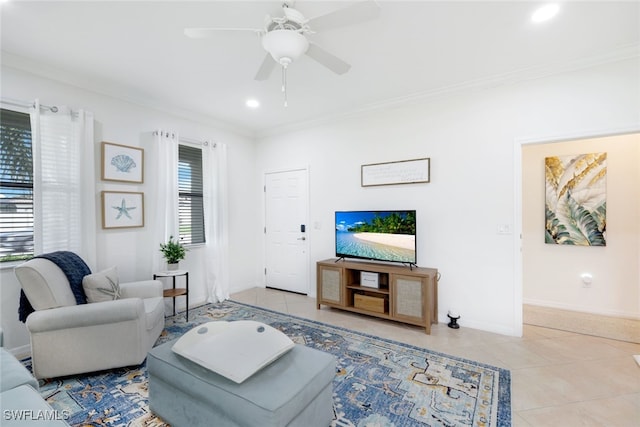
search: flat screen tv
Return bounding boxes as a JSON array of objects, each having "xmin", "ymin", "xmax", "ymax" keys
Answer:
[{"xmin": 335, "ymin": 210, "xmax": 417, "ymax": 265}]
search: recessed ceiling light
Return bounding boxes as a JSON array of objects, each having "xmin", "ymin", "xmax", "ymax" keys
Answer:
[
  {"xmin": 246, "ymin": 99, "xmax": 260, "ymax": 109},
  {"xmin": 532, "ymin": 4, "xmax": 559, "ymax": 23}
]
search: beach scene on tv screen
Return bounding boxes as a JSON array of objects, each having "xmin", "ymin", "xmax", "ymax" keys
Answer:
[{"xmin": 336, "ymin": 211, "xmax": 416, "ymax": 263}]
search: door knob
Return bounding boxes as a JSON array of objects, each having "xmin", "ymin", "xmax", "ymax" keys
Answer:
[{"xmin": 297, "ymin": 237, "xmax": 306, "ymax": 241}]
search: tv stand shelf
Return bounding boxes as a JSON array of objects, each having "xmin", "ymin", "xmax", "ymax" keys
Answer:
[
  {"xmin": 316, "ymin": 258, "xmax": 438, "ymax": 334},
  {"xmin": 346, "ymin": 285, "xmax": 390, "ymax": 295}
]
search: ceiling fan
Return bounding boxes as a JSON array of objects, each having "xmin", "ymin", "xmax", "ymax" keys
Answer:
[{"xmin": 184, "ymin": 0, "xmax": 381, "ymax": 106}]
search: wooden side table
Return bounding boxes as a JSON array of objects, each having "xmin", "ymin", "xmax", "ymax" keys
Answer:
[{"xmin": 154, "ymin": 270, "xmax": 189, "ymax": 321}]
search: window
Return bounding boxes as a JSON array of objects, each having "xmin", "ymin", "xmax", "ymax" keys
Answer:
[
  {"xmin": 0, "ymin": 108, "xmax": 34, "ymax": 262},
  {"xmin": 178, "ymin": 144, "xmax": 205, "ymax": 245}
]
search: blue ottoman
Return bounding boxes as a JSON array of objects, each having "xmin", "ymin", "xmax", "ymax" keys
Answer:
[{"xmin": 148, "ymin": 339, "xmax": 336, "ymax": 427}]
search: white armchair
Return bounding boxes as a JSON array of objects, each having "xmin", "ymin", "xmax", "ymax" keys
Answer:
[{"xmin": 15, "ymin": 257, "xmax": 164, "ymax": 379}]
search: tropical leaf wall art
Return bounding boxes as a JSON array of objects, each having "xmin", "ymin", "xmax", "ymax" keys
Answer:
[{"xmin": 545, "ymin": 153, "xmax": 607, "ymax": 246}]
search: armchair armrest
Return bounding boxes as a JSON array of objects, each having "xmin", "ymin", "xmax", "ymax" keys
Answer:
[
  {"xmin": 120, "ymin": 280, "xmax": 163, "ymax": 299},
  {"xmin": 26, "ymin": 298, "xmax": 145, "ymax": 333}
]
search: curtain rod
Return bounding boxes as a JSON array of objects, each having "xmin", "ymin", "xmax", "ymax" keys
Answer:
[
  {"xmin": 1, "ymin": 98, "xmax": 58, "ymax": 113},
  {"xmin": 182, "ymin": 136, "xmax": 216, "ymax": 147},
  {"xmin": 154, "ymin": 131, "xmax": 216, "ymax": 148}
]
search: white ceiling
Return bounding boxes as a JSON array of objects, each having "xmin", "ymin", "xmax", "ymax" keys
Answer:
[{"xmin": 1, "ymin": 1, "xmax": 638, "ymax": 137}]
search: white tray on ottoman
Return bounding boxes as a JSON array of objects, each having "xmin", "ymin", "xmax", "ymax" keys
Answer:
[
  {"xmin": 171, "ymin": 321, "xmax": 295, "ymax": 383},
  {"xmin": 148, "ymin": 321, "xmax": 336, "ymax": 427}
]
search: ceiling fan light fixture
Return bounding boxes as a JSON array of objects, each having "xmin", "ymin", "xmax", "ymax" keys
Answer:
[{"xmin": 262, "ymin": 29, "xmax": 309, "ymax": 64}]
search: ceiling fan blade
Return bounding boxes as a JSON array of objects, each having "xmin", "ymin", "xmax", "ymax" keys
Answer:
[
  {"xmin": 254, "ymin": 53, "xmax": 277, "ymax": 81},
  {"xmin": 184, "ymin": 27, "xmax": 262, "ymax": 38},
  {"xmin": 305, "ymin": 43, "xmax": 351, "ymax": 75},
  {"xmin": 307, "ymin": 0, "xmax": 381, "ymax": 31}
]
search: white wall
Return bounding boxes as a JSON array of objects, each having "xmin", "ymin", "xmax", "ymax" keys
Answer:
[
  {"xmin": 522, "ymin": 133, "xmax": 639, "ymax": 318},
  {"xmin": 255, "ymin": 58, "xmax": 640, "ymax": 336},
  {"xmin": 0, "ymin": 66, "xmax": 261, "ymax": 351},
  {"xmin": 2, "ymin": 57, "xmax": 638, "ymax": 351}
]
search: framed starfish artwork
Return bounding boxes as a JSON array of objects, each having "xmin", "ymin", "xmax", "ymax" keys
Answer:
[{"xmin": 101, "ymin": 191, "xmax": 144, "ymax": 229}]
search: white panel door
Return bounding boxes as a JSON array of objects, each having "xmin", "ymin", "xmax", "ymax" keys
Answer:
[{"xmin": 264, "ymin": 169, "xmax": 309, "ymax": 294}]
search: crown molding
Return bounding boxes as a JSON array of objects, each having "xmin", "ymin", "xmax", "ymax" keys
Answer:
[
  {"xmin": 0, "ymin": 51, "xmax": 256, "ymax": 140},
  {"xmin": 3, "ymin": 41, "xmax": 637, "ymax": 141},
  {"xmin": 256, "ymin": 42, "xmax": 640, "ymax": 139}
]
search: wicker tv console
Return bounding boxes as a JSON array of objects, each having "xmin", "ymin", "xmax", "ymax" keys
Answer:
[{"xmin": 316, "ymin": 258, "xmax": 439, "ymax": 334}]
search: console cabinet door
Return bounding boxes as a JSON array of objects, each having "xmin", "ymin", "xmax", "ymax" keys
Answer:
[
  {"xmin": 317, "ymin": 264, "xmax": 344, "ymax": 306},
  {"xmin": 391, "ymin": 274, "xmax": 427, "ymax": 325}
]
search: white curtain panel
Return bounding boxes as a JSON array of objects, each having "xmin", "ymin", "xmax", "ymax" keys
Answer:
[
  {"xmin": 202, "ymin": 141, "xmax": 230, "ymax": 303},
  {"xmin": 29, "ymin": 100, "xmax": 97, "ymax": 270},
  {"xmin": 152, "ymin": 130, "xmax": 180, "ymax": 273}
]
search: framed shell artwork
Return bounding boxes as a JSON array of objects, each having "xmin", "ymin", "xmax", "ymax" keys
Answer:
[{"xmin": 101, "ymin": 141, "xmax": 144, "ymax": 183}]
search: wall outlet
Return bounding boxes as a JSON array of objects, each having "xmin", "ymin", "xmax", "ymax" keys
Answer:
[{"xmin": 581, "ymin": 273, "xmax": 593, "ymax": 288}]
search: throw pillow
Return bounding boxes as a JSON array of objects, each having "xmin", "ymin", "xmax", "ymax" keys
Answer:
[{"xmin": 82, "ymin": 267, "xmax": 121, "ymax": 303}]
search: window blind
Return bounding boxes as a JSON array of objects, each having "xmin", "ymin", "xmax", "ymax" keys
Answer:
[
  {"xmin": 35, "ymin": 109, "xmax": 84, "ymax": 255},
  {"xmin": 0, "ymin": 109, "xmax": 34, "ymax": 261},
  {"xmin": 178, "ymin": 144, "xmax": 205, "ymax": 245}
]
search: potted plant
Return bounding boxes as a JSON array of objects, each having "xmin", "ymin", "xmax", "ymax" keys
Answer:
[{"xmin": 159, "ymin": 235, "xmax": 187, "ymax": 270}]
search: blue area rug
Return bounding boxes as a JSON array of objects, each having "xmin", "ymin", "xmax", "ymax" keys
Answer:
[{"xmin": 28, "ymin": 300, "xmax": 511, "ymax": 426}]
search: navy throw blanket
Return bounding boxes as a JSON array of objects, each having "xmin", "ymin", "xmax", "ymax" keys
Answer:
[{"xmin": 18, "ymin": 251, "xmax": 91, "ymax": 322}]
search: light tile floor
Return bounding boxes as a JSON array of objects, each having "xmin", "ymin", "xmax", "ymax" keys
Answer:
[{"xmin": 231, "ymin": 287, "xmax": 640, "ymax": 427}]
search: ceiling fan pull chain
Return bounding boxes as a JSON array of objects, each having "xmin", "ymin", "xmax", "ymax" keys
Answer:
[{"xmin": 282, "ymin": 64, "xmax": 288, "ymax": 107}]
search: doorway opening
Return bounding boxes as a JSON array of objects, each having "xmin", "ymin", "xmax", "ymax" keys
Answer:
[{"xmin": 518, "ymin": 131, "xmax": 639, "ymax": 342}]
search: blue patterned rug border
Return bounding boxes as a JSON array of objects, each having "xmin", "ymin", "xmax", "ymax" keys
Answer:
[{"xmin": 226, "ymin": 299, "xmax": 512, "ymax": 425}]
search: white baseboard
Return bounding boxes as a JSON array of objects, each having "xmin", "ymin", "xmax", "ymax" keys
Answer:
[
  {"xmin": 437, "ymin": 315, "xmax": 522, "ymax": 337},
  {"xmin": 7, "ymin": 343, "xmax": 31, "ymax": 359}
]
